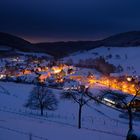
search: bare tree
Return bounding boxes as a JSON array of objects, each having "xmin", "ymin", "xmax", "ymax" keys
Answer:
[
  {"xmin": 61, "ymin": 85, "xmax": 92, "ymax": 129},
  {"xmin": 25, "ymin": 86, "xmax": 58, "ymax": 116},
  {"xmin": 124, "ymin": 89, "xmax": 140, "ymax": 140},
  {"xmin": 96, "ymin": 89, "xmax": 140, "ymax": 140},
  {"xmin": 100, "ymin": 89, "xmax": 140, "ymax": 130}
]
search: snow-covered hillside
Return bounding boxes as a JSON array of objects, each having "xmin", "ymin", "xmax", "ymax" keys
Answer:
[
  {"xmin": 0, "ymin": 82, "xmax": 140, "ymax": 140},
  {"xmin": 64, "ymin": 46, "xmax": 140, "ymax": 75}
]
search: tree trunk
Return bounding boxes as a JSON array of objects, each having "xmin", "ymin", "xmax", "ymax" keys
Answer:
[
  {"xmin": 29, "ymin": 133, "xmax": 32, "ymax": 140},
  {"xmin": 78, "ymin": 105, "xmax": 82, "ymax": 129},
  {"xmin": 128, "ymin": 107, "xmax": 133, "ymax": 131}
]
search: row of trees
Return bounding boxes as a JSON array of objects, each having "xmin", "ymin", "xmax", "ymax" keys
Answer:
[
  {"xmin": 24, "ymin": 84, "xmax": 92, "ymax": 129},
  {"xmin": 66, "ymin": 57, "xmax": 124, "ymax": 75},
  {"xmin": 24, "ymin": 84, "xmax": 140, "ymax": 139},
  {"xmin": 75, "ymin": 57, "xmax": 116, "ymax": 75}
]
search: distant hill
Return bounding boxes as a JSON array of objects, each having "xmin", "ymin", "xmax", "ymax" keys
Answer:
[
  {"xmin": 102, "ymin": 31, "xmax": 140, "ymax": 46},
  {"xmin": 0, "ymin": 32, "xmax": 33, "ymax": 52},
  {"xmin": 35, "ymin": 31, "xmax": 140, "ymax": 57},
  {"xmin": 34, "ymin": 41, "xmax": 101, "ymax": 57},
  {"xmin": 0, "ymin": 32, "xmax": 55, "ymax": 56},
  {"xmin": 0, "ymin": 31, "xmax": 140, "ymax": 57}
]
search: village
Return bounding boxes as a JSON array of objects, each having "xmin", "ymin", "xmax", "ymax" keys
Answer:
[{"xmin": 0, "ymin": 54, "xmax": 140, "ymax": 112}]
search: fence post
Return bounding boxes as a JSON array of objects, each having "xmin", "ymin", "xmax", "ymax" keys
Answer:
[
  {"xmin": 103, "ymin": 120, "xmax": 105, "ymax": 125},
  {"xmin": 90, "ymin": 117, "xmax": 94, "ymax": 124},
  {"xmin": 116, "ymin": 121, "xmax": 118, "ymax": 127}
]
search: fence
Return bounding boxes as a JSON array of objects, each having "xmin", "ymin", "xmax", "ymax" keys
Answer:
[{"xmin": 0, "ymin": 105, "xmax": 130, "ymax": 138}]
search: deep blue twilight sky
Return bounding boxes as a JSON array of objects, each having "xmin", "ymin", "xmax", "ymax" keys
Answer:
[{"xmin": 0, "ymin": 0, "xmax": 140, "ymax": 42}]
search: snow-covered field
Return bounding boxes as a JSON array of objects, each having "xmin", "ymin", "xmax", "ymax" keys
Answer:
[
  {"xmin": 64, "ymin": 46, "xmax": 140, "ymax": 75},
  {"xmin": 0, "ymin": 81, "xmax": 140, "ymax": 140},
  {"xmin": 0, "ymin": 112, "xmax": 125, "ymax": 140}
]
